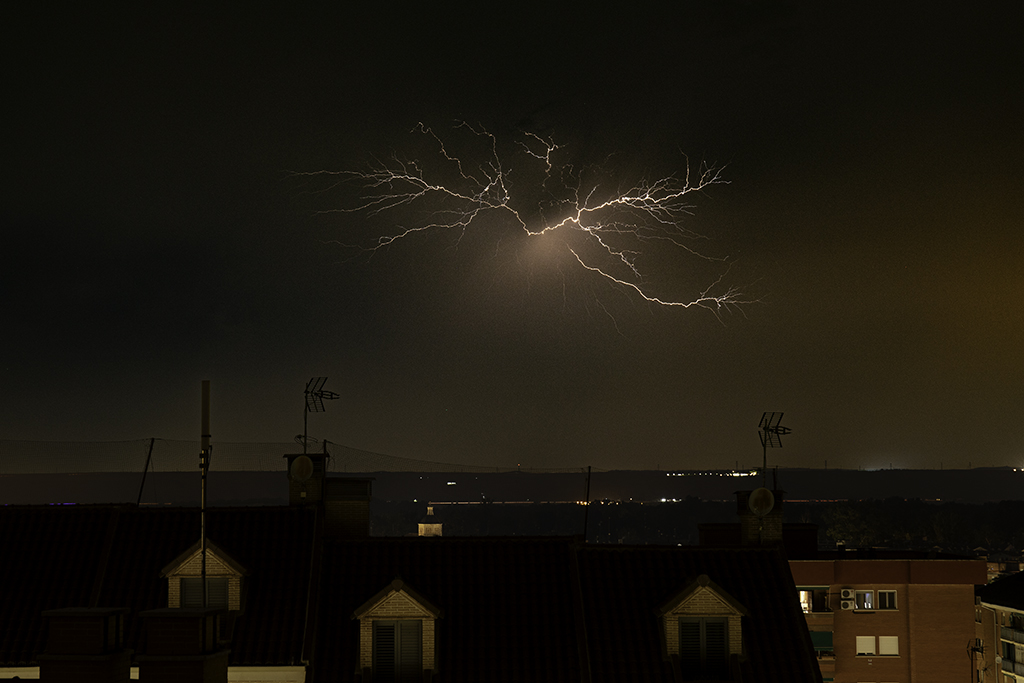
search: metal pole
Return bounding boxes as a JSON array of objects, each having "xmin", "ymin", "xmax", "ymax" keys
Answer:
[
  {"xmin": 136, "ymin": 437, "xmax": 156, "ymax": 506},
  {"xmin": 582, "ymin": 466, "xmax": 592, "ymax": 543},
  {"xmin": 201, "ymin": 380, "xmax": 210, "ymax": 609},
  {"xmin": 762, "ymin": 439, "xmax": 767, "ymax": 488}
]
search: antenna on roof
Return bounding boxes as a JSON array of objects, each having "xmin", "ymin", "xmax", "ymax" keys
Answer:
[
  {"xmin": 758, "ymin": 412, "xmax": 790, "ymax": 488},
  {"xmin": 303, "ymin": 377, "xmax": 339, "ymax": 455},
  {"xmin": 200, "ymin": 380, "xmax": 212, "ymax": 608}
]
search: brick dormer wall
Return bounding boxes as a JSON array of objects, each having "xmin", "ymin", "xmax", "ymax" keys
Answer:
[
  {"xmin": 352, "ymin": 579, "xmax": 443, "ymax": 675},
  {"xmin": 660, "ymin": 574, "xmax": 748, "ymax": 659},
  {"xmin": 161, "ymin": 540, "xmax": 247, "ymax": 612}
]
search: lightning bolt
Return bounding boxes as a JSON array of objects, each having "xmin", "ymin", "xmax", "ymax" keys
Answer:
[{"xmin": 293, "ymin": 122, "xmax": 750, "ymax": 314}]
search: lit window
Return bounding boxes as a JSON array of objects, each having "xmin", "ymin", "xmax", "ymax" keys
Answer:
[
  {"xmin": 373, "ymin": 620, "xmax": 422, "ymax": 682},
  {"xmin": 856, "ymin": 635, "xmax": 875, "ymax": 655},
  {"xmin": 879, "ymin": 635, "xmax": 899, "ymax": 656},
  {"xmin": 798, "ymin": 587, "xmax": 830, "ymax": 613},
  {"xmin": 878, "ymin": 590, "xmax": 897, "ymax": 610},
  {"xmin": 855, "ymin": 590, "xmax": 873, "ymax": 609},
  {"xmin": 679, "ymin": 617, "xmax": 728, "ymax": 680}
]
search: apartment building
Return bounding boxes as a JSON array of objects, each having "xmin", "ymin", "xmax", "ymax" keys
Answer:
[
  {"xmin": 700, "ymin": 489, "xmax": 987, "ymax": 683},
  {"xmin": 975, "ymin": 569, "xmax": 1024, "ymax": 682}
]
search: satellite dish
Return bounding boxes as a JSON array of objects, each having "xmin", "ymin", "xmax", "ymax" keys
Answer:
[
  {"xmin": 290, "ymin": 455, "xmax": 314, "ymax": 483},
  {"xmin": 748, "ymin": 487, "xmax": 775, "ymax": 518}
]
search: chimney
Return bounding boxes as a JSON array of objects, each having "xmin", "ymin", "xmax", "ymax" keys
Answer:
[
  {"xmin": 284, "ymin": 452, "xmax": 372, "ymax": 536},
  {"xmin": 323, "ymin": 477, "xmax": 373, "ymax": 539},
  {"xmin": 284, "ymin": 452, "xmax": 326, "ymax": 505},
  {"xmin": 136, "ymin": 607, "xmax": 228, "ymax": 683},
  {"xmin": 736, "ymin": 489, "xmax": 785, "ymax": 546},
  {"xmin": 38, "ymin": 608, "xmax": 131, "ymax": 683}
]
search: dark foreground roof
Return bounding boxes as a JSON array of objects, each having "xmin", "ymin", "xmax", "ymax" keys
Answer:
[
  {"xmin": 0, "ymin": 504, "xmax": 316, "ymax": 667},
  {"xmin": 977, "ymin": 568, "xmax": 1024, "ymax": 611},
  {"xmin": 578, "ymin": 544, "xmax": 819, "ymax": 683},
  {"xmin": 315, "ymin": 537, "xmax": 821, "ymax": 683},
  {"xmin": 1, "ymin": 505, "xmax": 820, "ymax": 682}
]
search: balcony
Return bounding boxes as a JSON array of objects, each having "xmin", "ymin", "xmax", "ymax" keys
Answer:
[
  {"xmin": 804, "ymin": 611, "xmax": 834, "ymax": 627},
  {"xmin": 1002, "ymin": 658, "xmax": 1024, "ymax": 676},
  {"xmin": 1002, "ymin": 626, "xmax": 1024, "ymax": 644}
]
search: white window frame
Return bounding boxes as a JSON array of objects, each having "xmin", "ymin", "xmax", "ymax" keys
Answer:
[
  {"xmin": 855, "ymin": 590, "xmax": 874, "ymax": 610},
  {"xmin": 877, "ymin": 589, "xmax": 897, "ymax": 610},
  {"xmin": 856, "ymin": 635, "xmax": 876, "ymax": 655}
]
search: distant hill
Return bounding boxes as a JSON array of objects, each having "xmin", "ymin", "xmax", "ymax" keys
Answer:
[{"xmin": 1, "ymin": 466, "xmax": 1021, "ymax": 506}]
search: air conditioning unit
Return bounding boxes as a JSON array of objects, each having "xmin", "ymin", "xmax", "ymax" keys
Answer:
[
  {"xmin": 840, "ymin": 589, "xmax": 855, "ymax": 600},
  {"xmin": 841, "ymin": 600, "xmax": 855, "ymax": 610}
]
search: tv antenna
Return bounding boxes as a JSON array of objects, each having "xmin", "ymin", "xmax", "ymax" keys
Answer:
[
  {"xmin": 303, "ymin": 377, "xmax": 339, "ymax": 454},
  {"xmin": 758, "ymin": 412, "xmax": 791, "ymax": 488},
  {"xmin": 200, "ymin": 380, "xmax": 212, "ymax": 608}
]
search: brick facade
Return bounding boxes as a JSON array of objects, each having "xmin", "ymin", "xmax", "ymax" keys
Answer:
[{"xmin": 791, "ymin": 557, "xmax": 986, "ymax": 683}]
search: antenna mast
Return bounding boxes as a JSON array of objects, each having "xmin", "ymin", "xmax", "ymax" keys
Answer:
[
  {"xmin": 758, "ymin": 412, "xmax": 790, "ymax": 488},
  {"xmin": 200, "ymin": 380, "xmax": 212, "ymax": 608},
  {"xmin": 303, "ymin": 377, "xmax": 339, "ymax": 454}
]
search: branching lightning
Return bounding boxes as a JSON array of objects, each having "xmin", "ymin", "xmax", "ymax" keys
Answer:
[{"xmin": 294, "ymin": 122, "xmax": 750, "ymax": 313}]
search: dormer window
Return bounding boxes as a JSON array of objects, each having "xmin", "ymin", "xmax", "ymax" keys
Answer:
[
  {"xmin": 659, "ymin": 574, "xmax": 747, "ymax": 681},
  {"xmin": 373, "ymin": 619, "xmax": 422, "ymax": 680},
  {"xmin": 679, "ymin": 617, "xmax": 728, "ymax": 678},
  {"xmin": 160, "ymin": 539, "xmax": 247, "ymax": 612},
  {"xmin": 352, "ymin": 579, "xmax": 443, "ymax": 681},
  {"xmin": 181, "ymin": 577, "xmax": 229, "ymax": 608}
]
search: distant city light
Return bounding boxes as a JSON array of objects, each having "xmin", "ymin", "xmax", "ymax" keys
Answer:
[{"xmin": 666, "ymin": 469, "xmax": 758, "ymax": 477}]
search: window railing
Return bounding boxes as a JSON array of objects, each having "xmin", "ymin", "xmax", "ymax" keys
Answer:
[
  {"xmin": 1001, "ymin": 626, "xmax": 1024, "ymax": 644},
  {"xmin": 1002, "ymin": 658, "xmax": 1024, "ymax": 676}
]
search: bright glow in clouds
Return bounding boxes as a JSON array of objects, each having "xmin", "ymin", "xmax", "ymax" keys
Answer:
[{"xmin": 297, "ymin": 122, "xmax": 751, "ymax": 312}]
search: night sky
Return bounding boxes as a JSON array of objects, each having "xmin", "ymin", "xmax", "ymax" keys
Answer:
[{"xmin": 3, "ymin": 4, "xmax": 1022, "ymax": 471}]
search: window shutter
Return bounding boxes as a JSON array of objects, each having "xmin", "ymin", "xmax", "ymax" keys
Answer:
[
  {"xmin": 398, "ymin": 620, "xmax": 422, "ymax": 682},
  {"xmin": 181, "ymin": 577, "xmax": 228, "ymax": 608},
  {"xmin": 679, "ymin": 618, "xmax": 702, "ymax": 672},
  {"xmin": 679, "ymin": 617, "xmax": 728, "ymax": 680},
  {"xmin": 373, "ymin": 622, "xmax": 396, "ymax": 682},
  {"xmin": 878, "ymin": 635, "xmax": 899, "ymax": 655},
  {"xmin": 182, "ymin": 578, "xmax": 203, "ymax": 608},
  {"xmin": 856, "ymin": 635, "xmax": 875, "ymax": 655},
  {"xmin": 208, "ymin": 578, "xmax": 228, "ymax": 608},
  {"xmin": 703, "ymin": 619, "xmax": 728, "ymax": 676}
]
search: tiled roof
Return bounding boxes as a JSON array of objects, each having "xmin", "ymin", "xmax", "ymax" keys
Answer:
[
  {"xmin": 0, "ymin": 506, "xmax": 114, "ymax": 665},
  {"xmin": 0, "ymin": 504, "xmax": 316, "ymax": 667},
  {"xmin": 315, "ymin": 537, "xmax": 583, "ymax": 682},
  {"xmin": 314, "ymin": 538, "xmax": 820, "ymax": 683},
  {"xmin": 577, "ymin": 545, "xmax": 820, "ymax": 683},
  {"xmin": 2, "ymin": 505, "xmax": 820, "ymax": 682}
]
